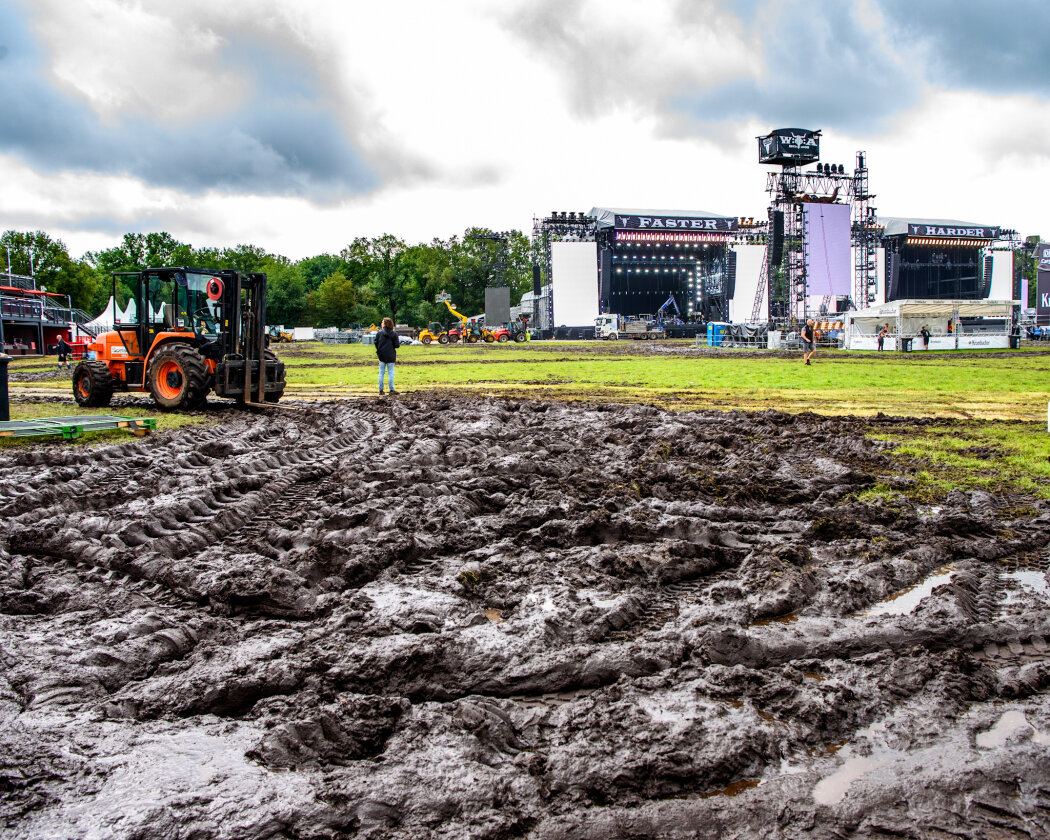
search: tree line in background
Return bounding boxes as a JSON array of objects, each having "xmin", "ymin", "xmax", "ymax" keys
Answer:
[
  {"xmin": 0, "ymin": 228, "xmax": 535, "ymax": 329},
  {"xmin": 3, "ymin": 228, "xmax": 1047, "ymax": 324}
]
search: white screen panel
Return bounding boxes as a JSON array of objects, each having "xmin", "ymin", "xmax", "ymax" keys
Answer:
[
  {"xmin": 728, "ymin": 244, "xmax": 767, "ymax": 322},
  {"xmin": 551, "ymin": 241, "xmax": 599, "ymax": 326}
]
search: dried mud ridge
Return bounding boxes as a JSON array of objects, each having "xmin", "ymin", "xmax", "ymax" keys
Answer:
[{"xmin": 2, "ymin": 396, "xmax": 1049, "ymax": 839}]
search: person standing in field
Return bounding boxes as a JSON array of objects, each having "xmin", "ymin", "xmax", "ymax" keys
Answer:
[
  {"xmin": 800, "ymin": 318, "xmax": 816, "ymax": 365},
  {"xmin": 375, "ymin": 317, "xmax": 400, "ymax": 395},
  {"xmin": 878, "ymin": 323, "xmax": 888, "ymax": 351},
  {"xmin": 920, "ymin": 325, "xmax": 930, "ymax": 349}
]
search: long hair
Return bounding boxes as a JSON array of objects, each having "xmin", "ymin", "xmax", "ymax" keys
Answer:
[{"xmin": 382, "ymin": 317, "xmax": 394, "ymax": 330}]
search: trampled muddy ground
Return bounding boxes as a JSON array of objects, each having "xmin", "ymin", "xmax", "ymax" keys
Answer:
[{"xmin": 2, "ymin": 395, "xmax": 1049, "ymax": 838}]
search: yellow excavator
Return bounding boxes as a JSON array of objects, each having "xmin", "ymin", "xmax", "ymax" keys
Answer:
[{"xmin": 440, "ymin": 296, "xmax": 495, "ymax": 343}]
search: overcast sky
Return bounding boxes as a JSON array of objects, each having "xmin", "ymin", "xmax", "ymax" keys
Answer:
[{"xmin": 2, "ymin": 0, "xmax": 1048, "ymax": 260}]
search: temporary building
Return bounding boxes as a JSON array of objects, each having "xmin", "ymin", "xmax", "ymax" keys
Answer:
[{"xmin": 844, "ymin": 299, "xmax": 1019, "ymax": 351}]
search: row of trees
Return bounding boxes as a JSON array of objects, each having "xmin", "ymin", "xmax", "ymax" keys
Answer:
[
  {"xmin": 5, "ymin": 228, "xmax": 1047, "ymax": 326},
  {"xmin": 0, "ymin": 228, "xmax": 535, "ymax": 329}
]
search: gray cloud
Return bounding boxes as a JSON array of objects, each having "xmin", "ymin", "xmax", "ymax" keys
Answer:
[
  {"xmin": 879, "ymin": 0, "xmax": 1050, "ymax": 95},
  {"xmin": 673, "ymin": 3, "xmax": 917, "ymax": 133},
  {"xmin": 0, "ymin": 3, "xmax": 378, "ymax": 199},
  {"xmin": 502, "ymin": 0, "xmax": 1050, "ymax": 138}
]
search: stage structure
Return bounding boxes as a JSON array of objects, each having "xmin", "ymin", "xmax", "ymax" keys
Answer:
[
  {"xmin": 756, "ymin": 128, "xmax": 878, "ymax": 321},
  {"xmin": 589, "ymin": 208, "xmax": 739, "ymax": 324},
  {"xmin": 1037, "ymin": 242, "xmax": 1050, "ymax": 326},
  {"xmin": 879, "ymin": 219, "xmax": 1012, "ymax": 302},
  {"xmin": 534, "ymin": 209, "xmax": 740, "ymax": 335}
]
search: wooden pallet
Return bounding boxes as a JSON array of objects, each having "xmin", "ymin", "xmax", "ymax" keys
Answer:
[{"xmin": 0, "ymin": 415, "xmax": 156, "ymax": 440}]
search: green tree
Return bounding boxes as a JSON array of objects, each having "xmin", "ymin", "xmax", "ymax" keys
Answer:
[
  {"xmin": 315, "ymin": 270, "xmax": 358, "ymax": 327},
  {"xmin": 84, "ymin": 232, "xmax": 194, "ymax": 274},
  {"xmin": 265, "ymin": 261, "xmax": 308, "ymax": 327},
  {"xmin": 341, "ymin": 235, "xmax": 415, "ymax": 323},
  {"xmin": 299, "ymin": 253, "xmax": 352, "ymax": 292},
  {"xmin": 1, "ymin": 229, "xmax": 102, "ymax": 310},
  {"xmin": 216, "ymin": 243, "xmax": 272, "ymax": 273}
]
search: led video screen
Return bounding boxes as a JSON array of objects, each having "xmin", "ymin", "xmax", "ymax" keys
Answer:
[{"xmin": 803, "ymin": 202, "xmax": 851, "ymax": 296}]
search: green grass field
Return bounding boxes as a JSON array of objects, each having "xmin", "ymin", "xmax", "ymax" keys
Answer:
[{"xmin": 5, "ymin": 341, "xmax": 1050, "ymax": 499}]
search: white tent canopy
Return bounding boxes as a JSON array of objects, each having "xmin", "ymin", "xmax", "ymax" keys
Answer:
[
  {"xmin": 844, "ymin": 299, "xmax": 1019, "ymax": 351},
  {"xmin": 84, "ymin": 297, "xmax": 121, "ymax": 332}
]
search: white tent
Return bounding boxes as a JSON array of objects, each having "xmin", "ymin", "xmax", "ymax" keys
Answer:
[
  {"xmin": 844, "ymin": 299, "xmax": 1019, "ymax": 351},
  {"xmin": 84, "ymin": 297, "xmax": 122, "ymax": 332}
]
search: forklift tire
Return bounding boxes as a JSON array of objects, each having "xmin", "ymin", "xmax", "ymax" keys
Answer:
[
  {"xmin": 484, "ymin": 334, "xmax": 495, "ymax": 343},
  {"xmin": 422, "ymin": 336, "xmax": 432, "ymax": 345},
  {"xmin": 514, "ymin": 333, "xmax": 527, "ymax": 343},
  {"xmin": 438, "ymin": 335, "xmax": 449, "ymax": 345},
  {"xmin": 497, "ymin": 334, "xmax": 509, "ymax": 343},
  {"xmin": 72, "ymin": 360, "xmax": 114, "ymax": 408},
  {"xmin": 263, "ymin": 349, "xmax": 285, "ymax": 403},
  {"xmin": 147, "ymin": 344, "xmax": 209, "ymax": 411},
  {"xmin": 467, "ymin": 335, "xmax": 478, "ymax": 343}
]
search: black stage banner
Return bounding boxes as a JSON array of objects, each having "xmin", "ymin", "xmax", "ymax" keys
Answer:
[
  {"xmin": 1037, "ymin": 243, "xmax": 1050, "ymax": 325},
  {"xmin": 907, "ymin": 223, "xmax": 1000, "ymax": 239},
  {"xmin": 758, "ymin": 128, "xmax": 820, "ymax": 165},
  {"xmin": 614, "ymin": 214, "xmax": 738, "ymax": 231}
]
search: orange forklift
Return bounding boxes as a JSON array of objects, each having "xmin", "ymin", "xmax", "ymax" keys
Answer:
[{"xmin": 73, "ymin": 267, "xmax": 285, "ymax": 410}]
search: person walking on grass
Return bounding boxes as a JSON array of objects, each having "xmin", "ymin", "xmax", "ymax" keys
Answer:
[
  {"xmin": 56, "ymin": 335, "xmax": 73, "ymax": 370},
  {"xmin": 878, "ymin": 323, "xmax": 888, "ymax": 351},
  {"xmin": 800, "ymin": 318, "xmax": 817, "ymax": 365},
  {"xmin": 375, "ymin": 317, "xmax": 400, "ymax": 395}
]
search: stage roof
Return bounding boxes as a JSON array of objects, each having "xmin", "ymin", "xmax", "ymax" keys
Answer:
[
  {"xmin": 880, "ymin": 217, "xmax": 997, "ymax": 237},
  {"xmin": 846, "ymin": 299, "xmax": 1018, "ymax": 321},
  {"xmin": 589, "ymin": 207, "xmax": 734, "ymax": 229}
]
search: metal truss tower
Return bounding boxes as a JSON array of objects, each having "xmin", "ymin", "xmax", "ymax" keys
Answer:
[
  {"xmin": 851, "ymin": 151, "xmax": 878, "ymax": 309},
  {"xmin": 533, "ymin": 211, "xmax": 598, "ymax": 330},
  {"xmin": 764, "ymin": 156, "xmax": 877, "ymax": 320}
]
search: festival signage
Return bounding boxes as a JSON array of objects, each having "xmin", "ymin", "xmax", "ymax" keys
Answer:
[
  {"xmin": 613, "ymin": 214, "xmax": 738, "ymax": 231},
  {"xmin": 907, "ymin": 224, "xmax": 1000, "ymax": 239},
  {"xmin": 757, "ymin": 129, "xmax": 820, "ymax": 165},
  {"xmin": 1036, "ymin": 243, "xmax": 1050, "ymax": 325}
]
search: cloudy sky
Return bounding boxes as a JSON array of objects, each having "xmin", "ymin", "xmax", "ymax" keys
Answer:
[{"xmin": 2, "ymin": 0, "xmax": 1048, "ymax": 260}]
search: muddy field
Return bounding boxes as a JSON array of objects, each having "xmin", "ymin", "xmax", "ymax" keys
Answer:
[{"xmin": 2, "ymin": 396, "xmax": 1049, "ymax": 838}]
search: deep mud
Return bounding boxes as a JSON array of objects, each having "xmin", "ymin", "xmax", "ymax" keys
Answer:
[{"xmin": 2, "ymin": 396, "xmax": 1049, "ymax": 839}]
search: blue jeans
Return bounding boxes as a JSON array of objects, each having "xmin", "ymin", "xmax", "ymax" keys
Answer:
[{"xmin": 378, "ymin": 361, "xmax": 395, "ymax": 391}]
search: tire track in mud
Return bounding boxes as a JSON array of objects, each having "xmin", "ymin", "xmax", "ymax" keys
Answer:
[{"xmin": 4, "ymin": 396, "xmax": 1050, "ymax": 839}]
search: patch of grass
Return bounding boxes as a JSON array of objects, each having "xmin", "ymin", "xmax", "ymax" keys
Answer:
[
  {"xmin": 867, "ymin": 419, "xmax": 1050, "ymax": 500},
  {"xmin": 257, "ymin": 342, "xmax": 1050, "ymax": 421}
]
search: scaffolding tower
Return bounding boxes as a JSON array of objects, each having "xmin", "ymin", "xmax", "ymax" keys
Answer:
[
  {"xmin": 851, "ymin": 151, "xmax": 878, "ymax": 308},
  {"xmin": 762, "ymin": 151, "xmax": 877, "ymax": 321}
]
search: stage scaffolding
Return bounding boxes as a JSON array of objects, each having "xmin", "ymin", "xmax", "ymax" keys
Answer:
[
  {"xmin": 533, "ymin": 211, "xmax": 598, "ymax": 330},
  {"xmin": 759, "ymin": 130, "xmax": 877, "ymax": 321}
]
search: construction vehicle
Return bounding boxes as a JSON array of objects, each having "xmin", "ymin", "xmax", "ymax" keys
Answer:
[
  {"xmin": 73, "ymin": 267, "xmax": 286, "ymax": 410},
  {"xmin": 439, "ymin": 296, "xmax": 495, "ymax": 343},
  {"xmin": 490, "ymin": 315, "xmax": 530, "ymax": 343},
  {"xmin": 655, "ymin": 295, "xmax": 681, "ymax": 326},
  {"xmin": 418, "ymin": 321, "xmax": 453, "ymax": 345},
  {"xmin": 595, "ymin": 313, "xmax": 665, "ymax": 340},
  {"xmin": 267, "ymin": 325, "xmax": 293, "ymax": 343}
]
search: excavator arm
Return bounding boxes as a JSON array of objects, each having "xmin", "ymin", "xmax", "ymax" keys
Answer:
[{"xmin": 442, "ymin": 298, "xmax": 470, "ymax": 326}]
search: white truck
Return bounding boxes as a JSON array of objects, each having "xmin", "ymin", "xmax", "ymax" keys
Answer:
[{"xmin": 595, "ymin": 314, "xmax": 664, "ymax": 341}]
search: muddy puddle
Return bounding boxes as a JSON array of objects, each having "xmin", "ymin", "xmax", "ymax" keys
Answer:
[{"xmin": 2, "ymin": 395, "xmax": 1049, "ymax": 839}]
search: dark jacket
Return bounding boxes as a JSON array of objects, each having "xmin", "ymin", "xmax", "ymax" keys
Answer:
[
  {"xmin": 56, "ymin": 338, "xmax": 72, "ymax": 355},
  {"xmin": 375, "ymin": 327, "xmax": 400, "ymax": 363}
]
